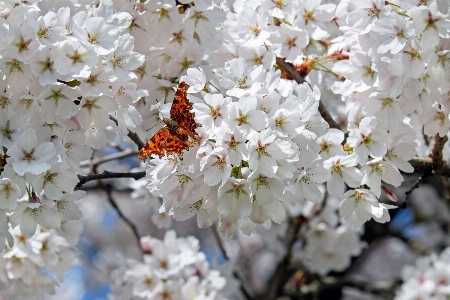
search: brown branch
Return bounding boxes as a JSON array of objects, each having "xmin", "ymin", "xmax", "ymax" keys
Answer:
[
  {"xmin": 109, "ymin": 115, "xmax": 145, "ymax": 149},
  {"xmin": 276, "ymin": 57, "xmax": 306, "ymax": 85},
  {"xmin": 430, "ymin": 134, "xmax": 448, "ymax": 172},
  {"xmin": 409, "ymin": 157, "xmax": 450, "ymax": 177},
  {"xmin": 80, "ymin": 148, "xmax": 138, "ymax": 168},
  {"xmin": 283, "ymin": 277, "xmax": 400, "ymax": 298},
  {"xmin": 275, "ymin": 57, "xmax": 341, "ymax": 130},
  {"xmin": 265, "ymin": 215, "xmax": 304, "ymax": 299},
  {"xmin": 100, "ymin": 181, "xmax": 143, "ymax": 254},
  {"xmin": 75, "ymin": 170, "xmax": 146, "ymax": 190},
  {"xmin": 402, "ymin": 174, "xmax": 426, "ymax": 208},
  {"xmin": 211, "ymin": 225, "xmax": 254, "ymax": 300}
]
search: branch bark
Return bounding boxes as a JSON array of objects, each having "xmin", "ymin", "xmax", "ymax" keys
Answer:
[
  {"xmin": 276, "ymin": 56, "xmax": 341, "ymax": 130},
  {"xmin": 76, "ymin": 170, "xmax": 146, "ymax": 190},
  {"xmin": 109, "ymin": 115, "xmax": 145, "ymax": 149}
]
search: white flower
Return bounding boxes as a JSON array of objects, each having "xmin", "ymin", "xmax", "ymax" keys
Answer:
[
  {"xmin": 423, "ymin": 108, "xmax": 450, "ymax": 138},
  {"xmin": 6, "ymin": 21, "xmax": 39, "ymax": 61},
  {"xmin": 199, "ymin": 147, "xmax": 232, "ymax": 186},
  {"xmin": 62, "ymin": 131, "xmax": 93, "ymax": 171},
  {"xmin": 34, "ymin": 12, "xmax": 65, "ymax": 46},
  {"xmin": 225, "ymin": 96, "xmax": 268, "ymax": 132},
  {"xmin": 323, "ymin": 154, "xmax": 362, "ymax": 197},
  {"xmin": 6, "ymin": 128, "xmax": 56, "ymax": 176},
  {"xmin": 194, "ymin": 93, "xmax": 231, "ymax": 131},
  {"xmin": 0, "ymin": 52, "xmax": 33, "ymax": 93},
  {"xmin": 289, "ymin": 148, "xmax": 328, "ymax": 204},
  {"xmin": 0, "ymin": 110, "xmax": 30, "ymax": 148},
  {"xmin": 294, "ymin": 0, "xmax": 336, "ymax": 40},
  {"xmin": 54, "ymin": 39, "xmax": 99, "ymax": 77},
  {"xmin": 180, "ymin": 68, "xmax": 206, "ymax": 93},
  {"xmin": 29, "ymin": 46, "xmax": 61, "ymax": 86},
  {"xmin": 347, "ymin": 117, "xmax": 391, "ymax": 164},
  {"xmin": 384, "ymin": 139, "xmax": 416, "ymax": 173},
  {"xmin": 73, "ymin": 15, "xmax": 117, "ymax": 55},
  {"xmin": 215, "ymin": 126, "xmax": 249, "ymax": 166},
  {"xmin": 389, "ymin": 40, "xmax": 426, "ymax": 79},
  {"xmin": 77, "ymin": 95, "xmax": 119, "ymax": 129},
  {"xmin": 269, "ymin": 107, "xmax": 302, "ymax": 138},
  {"xmin": 271, "ymin": 23, "xmax": 309, "ymax": 62},
  {"xmin": 0, "ymin": 178, "xmax": 20, "ymax": 209},
  {"xmin": 361, "ymin": 158, "xmax": 403, "ymax": 197},
  {"xmin": 216, "ymin": 57, "xmax": 265, "ymax": 97},
  {"xmin": 10, "ymin": 202, "xmax": 60, "ymax": 237},
  {"xmin": 247, "ymin": 128, "xmax": 295, "ymax": 178},
  {"xmin": 371, "ymin": 12, "xmax": 415, "ymax": 54},
  {"xmin": 340, "ymin": 188, "xmax": 381, "ymax": 229},
  {"xmin": 32, "ymin": 162, "xmax": 79, "ymax": 201},
  {"xmin": 316, "ymin": 128, "xmax": 346, "ymax": 160},
  {"xmin": 55, "ymin": 190, "xmax": 84, "ymax": 221},
  {"xmin": 249, "ymin": 170, "xmax": 285, "ymax": 208},
  {"xmin": 37, "ymin": 83, "xmax": 80, "ymax": 123},
  {"xmin": 217, "ymin": 178, "xmax": 252, "ymax": 222},
  {"xmin": 106, "ymin": 33, "xmax": 145, "ymax": 81},
  {"xmin": 409, "ymin": 2, "xmax": 450, "ymax": 50}
]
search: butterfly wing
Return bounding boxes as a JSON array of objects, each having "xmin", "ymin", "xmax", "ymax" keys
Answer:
[
  {"xmin": 170, "ymin": 82, "xmax": 200, "ymax": 138},
  {"xmin": 138, "ymin": 127, "xmax": 171, "ymax": 160},
  {"xmin": 164, "ymin": 131, "xmax": 192, "ymax": 156}
]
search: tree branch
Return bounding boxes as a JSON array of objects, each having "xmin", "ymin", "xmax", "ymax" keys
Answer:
[
  {"xmin": 276, "ymin": 57, "xmax": 341, "ymax": 130},
  {"xmin": 76, "ymin": 170, "xmax": 146, "ymax": 190},
  {"xmin": 80, "ymin": 148, "xmax": 138, "ymax": 169},
  {"xmin": 409, "ymin": 157, "xmax": 450, "ymax": 177},
  {"xmin": 265, "ymin": 215, "xmax": 304, "ymax": 299},
  {"xmin": 109, "ymin": 115, "xmax": 145, "ymax": 149},
  {"xmin": 211, "ymin": 225, "xmax": 254, "ymax": 300},
  {"xmin": 430, "ymin": 134, "xmax": 448, "ymax": 173},
  {"xmin": 100, "ymin": 181, "xmax": 143, "ymax": 254},
  {"xmin": 402, "ymin": 174, "xmax": 426, "ymax": 208}
]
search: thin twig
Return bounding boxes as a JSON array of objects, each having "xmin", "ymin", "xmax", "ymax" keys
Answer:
[
  {"xmin": 402, "ymin": 174, "xmax": 426, "ymax": 208},
  {"xmin": 80, "ymin": 148, "xmax": 138, "ymax": 168},
  {"xmin": 438, "ymin": 175, "xmax": 450, "ymax": 200},
  {"xmin": 109, "ymin": 115, "xmax": 145, "ymax": 149},
  {"xmin": 275, "ymin": 57, "xmax": 341, "ymax": 130},
  {"xmin": 265, "ymin": 216, "xmax": 304, "ymax": 299},
  {"xmin": 99, "ymin": 181, "xmax": 143, "ymax": 254},
  {"xmin": 211, "ymin": 225, "xmax": 254, "ymax": 300},
  {"xmin": 76, "ymin": 170, "xmax": 146, "ymax": 190}
]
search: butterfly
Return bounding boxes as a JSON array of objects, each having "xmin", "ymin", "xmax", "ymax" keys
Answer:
[{"xmin": 138, "ymin": 82, "xmax": 201, "ymax": 161}]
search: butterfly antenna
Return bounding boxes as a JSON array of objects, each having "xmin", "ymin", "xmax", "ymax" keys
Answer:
[
  {"xmin": 145, "ymin": 120, "xmax": 163, "ymax": 132},
  {"xmin": 145, "ymin": 99, "xmax": 164, "ymax": 132}
]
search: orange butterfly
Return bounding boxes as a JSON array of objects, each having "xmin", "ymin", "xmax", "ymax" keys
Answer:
[{"xmin": 138, "ymin": 82, "xmax": 201, "ymax": 160}]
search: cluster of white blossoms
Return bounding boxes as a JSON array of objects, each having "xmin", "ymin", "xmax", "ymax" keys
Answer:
[
  {"xmin": 0, "ymin": 224, "xmax": 82, "ymax": 299},
  {"xmin": 0, "ymin": 0, "xmax": 448, "ymax": 297},
  {"xmin": 0, "ymin": 0, "xmax": 145, "ymax": 296},
  {"xmin": 293, "ymin": 196, "xmax": 366, "ymax": 275},
  {"xmin": 109, "ymin": 230, "xmax": 230, "ymax": 300},
  {"xmin": 395, "ymin": 247, "xmax": 450, "ymax": 299}
]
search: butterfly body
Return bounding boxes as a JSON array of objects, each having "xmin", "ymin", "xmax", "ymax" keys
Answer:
[
  {"xmin": 163, "ymin": 118, "xmax": 191, "ymax": 142},
  {"xmin": 138, "ymin": 82, "xmax": 201, "ymax": 161}
]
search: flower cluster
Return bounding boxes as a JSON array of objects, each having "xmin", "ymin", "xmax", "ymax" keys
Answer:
[
  {"xmin": 396, "ymin": 247, "xmax": 450, "ymax": 299},
  {"xmin": 137, "ymin": 0, "xmax": 449, "ymax": 240},
  {"xmin": 0, "ymin": 0, "xmax": 449, "ymax": 296},
  {"xmin": 0, "ymin": 0, "xmax": 146, "ymax": 295},
  {"xmin": 109, "ymin": 230, "xmax": 230, "ymax": 300},
  {"xmin": 293, "ymin": 197, "xmax": 366, "ymax": 275},
  {"xmin": 0, "ymin": 225, "xmax": 81, "ymax": 299}
]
